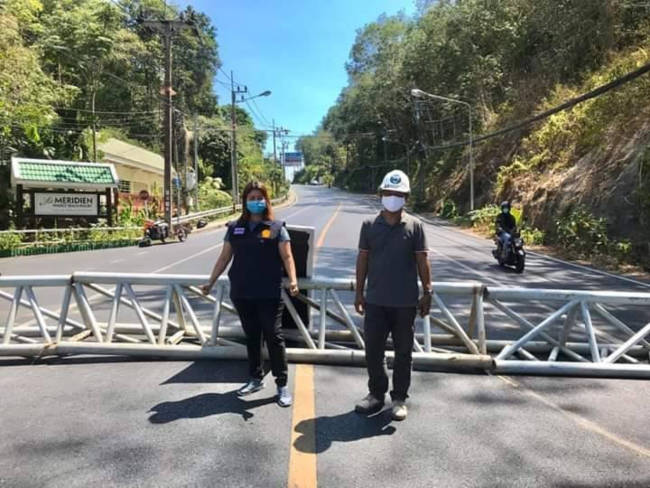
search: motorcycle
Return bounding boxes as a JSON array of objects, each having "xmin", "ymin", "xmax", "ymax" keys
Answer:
[
  {"xmin": 492, "ymin": 232, "xmax": 526, "ymax": 273},
  {"xmin": 139, "ymin": 219, "xmax": 187, "ymax": 247}
]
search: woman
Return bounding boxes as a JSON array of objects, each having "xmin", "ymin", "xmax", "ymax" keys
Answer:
[{"xmin": 202, "ymin": 181, "xmax": 299, "ymax": 407}]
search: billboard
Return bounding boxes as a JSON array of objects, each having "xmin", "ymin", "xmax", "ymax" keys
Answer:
[
  {"xmin": 283, "ymin": 152, "xmax": 304, "ymax": 167},
  {"xmin": 34, "ymin": 193, "xmax": 98, "ymax": 216}
]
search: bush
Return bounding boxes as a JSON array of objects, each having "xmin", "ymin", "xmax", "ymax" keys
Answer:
[
  {"xmin": 0, "ymin": 233, "xmax": 23, "ymax": 252},
  {"xmin": 555, "ymin": 207, "xmax": 609, "ymax": 258},
  {"xmin": 468, "ymin": 205, "xmax": 500, "ymax": 233},
  {"xmin": 520, "ymin": 226, "xmax": 546, "ymax": 246},
  {"xmin": 199, "ymin": 184, "xmax": 233, "ymax": 211},
  {"xmin": 440, "ymin": 199, "xmax": 458, "ymax": 219}
]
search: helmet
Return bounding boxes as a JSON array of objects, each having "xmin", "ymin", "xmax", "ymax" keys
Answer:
[
  {"xmin": 500, "ymin": 201, "xmax": 511, "ymax": 210},
  {"xmin": 379, "ymin": 170, "xmax": 410, "ymax": 194}
]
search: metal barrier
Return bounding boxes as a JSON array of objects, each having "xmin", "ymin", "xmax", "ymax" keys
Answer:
[
  {"xmin": 1, "ymin": 272, "xmax": 650, "ymax": 377},
  {"xmin": 177, "ymin": 194, "xmax": 289, "ymax": 224}
]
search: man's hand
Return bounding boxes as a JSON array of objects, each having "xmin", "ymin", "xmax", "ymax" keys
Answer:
[
  {"xmin": 289, "ymin": 282, "xmax": 300, "ymax": 297},
  {"xmin": 354, "ymin": 292, "xmax": 365, "ymax": 315},
  {"xmin": 200, "ymin": 283, "xmax": 213, "ymax": 295},
  {"xmin": 418, "ymin": 293, "xmax": 432, "ymax": 318}
]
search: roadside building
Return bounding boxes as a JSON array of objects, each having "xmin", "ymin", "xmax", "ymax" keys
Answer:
[{"xmin": 99, "ymin": 138, "xmax": 174, "ymax": 209}]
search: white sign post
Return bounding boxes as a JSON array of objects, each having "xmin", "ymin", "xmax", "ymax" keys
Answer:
[{"xmin": 34, "ymin": 193, "xmax": 98, "ymax": 216}]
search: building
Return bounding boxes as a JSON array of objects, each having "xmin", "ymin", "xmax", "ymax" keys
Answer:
[{"xmin": 99, "ymin": 138, "xmax": 171, "ymax": 201}]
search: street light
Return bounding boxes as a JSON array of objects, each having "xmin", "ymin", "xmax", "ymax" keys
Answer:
[
  {"xmin": 411, "ymin": 88, "xmax": 475, "ymax": 210},
  {"xmin": 382, "ymin": 136, "xmax": 413, "ymax": 176},
  {"xmin": 239, "ymin": 90, "xmax": 272, "ymax": 103}
]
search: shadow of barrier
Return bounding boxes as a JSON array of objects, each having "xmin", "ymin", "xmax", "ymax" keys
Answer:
[{"xmin": 2, "ymin": 271, "xmax": 650, "ymax": 378}]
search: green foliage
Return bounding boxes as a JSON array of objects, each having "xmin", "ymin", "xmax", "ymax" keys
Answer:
[
  {"xmin": 555, "ymin": 207, "xmax": 609, "ymax": 258},
  {"xmin": 468, "ymin": 205, "xmax": 500, "ymax": 233},
  {"xmin": 520, "ymin": 226, "xmax": 546, "ymax": 246},
  {"xmin": 0, "ymin": 232, "xmax": 23, "ymax": 251},
  {"xmin": 199, "ymin": 178, "xmax": 232, "ymax": 211},
  {"xmin": 440, "ymin": 199, "xmax": 458, "ymax": 219}
]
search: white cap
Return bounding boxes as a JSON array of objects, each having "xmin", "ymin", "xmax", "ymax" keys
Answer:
[{"xmin": 379, "ymin": 170, "xmax": 410, "ymax": 194}]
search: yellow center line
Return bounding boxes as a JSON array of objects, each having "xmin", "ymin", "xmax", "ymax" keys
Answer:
[
  {"xmin": 288, "ymin": 202, "xmax": 342, "ymax": 488},
  {"xmin": 496, "ymin": 375, "xmax": 650, "ymax": 459}
]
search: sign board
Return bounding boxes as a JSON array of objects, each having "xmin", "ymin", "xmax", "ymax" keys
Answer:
[
  {"xmin": 34, "ymin": 193, "xmax": 98, "ymax": 216},
  {"xmin": 283, "ymin": 152, "xmax": 304, "ymax": 167},
  {"xmin": 173, "ymin": 176, "xmax": 182, "ymax": 188},
  {"xmin": 282, "ymin": 225, "xmax": 315, "ymax": 330}
]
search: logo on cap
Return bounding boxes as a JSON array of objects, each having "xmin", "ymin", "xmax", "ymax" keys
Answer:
[{"xmin": 389, "ymin": 174, "xmax": 401, "ymax": 185}]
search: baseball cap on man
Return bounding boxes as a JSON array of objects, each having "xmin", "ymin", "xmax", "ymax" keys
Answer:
[{"xmin": 379, "ymin": 170, "xmax": 410, "ymax": 194}]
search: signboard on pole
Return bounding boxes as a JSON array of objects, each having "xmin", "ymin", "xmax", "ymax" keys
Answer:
[
  {"xmin": 34, "ymin": 193, "xmax": 98, "ymax": 216},
  {"xmin": 283, "ymin": 152, "xmax": 304, "ymax": 167}
]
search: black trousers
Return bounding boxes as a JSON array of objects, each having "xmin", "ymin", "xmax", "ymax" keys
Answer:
[
  {"xmin": 364, "ymin": 303, "xmax": 417, "ymax": 402},
  {"xmin": 232, "ymin": 299, "xmax": 288, "ymax": 387}
]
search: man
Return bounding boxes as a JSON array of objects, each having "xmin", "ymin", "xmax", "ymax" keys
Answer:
[
  {"xmin": 354, "ymin": 169, "xmax": 432, "ymax": 421},
  {"xmin": 495, "ymin": 201, "xmax": 517, "ymax": 260}
]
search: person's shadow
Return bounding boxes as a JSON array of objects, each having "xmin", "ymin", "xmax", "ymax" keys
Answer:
[
  {"xmin": 294, "ymin": 410, "xmax": 396, "ymax": 454},
  {"xmin": 148, "ymin": 391, "xmax": 276, "ymax": 423}
]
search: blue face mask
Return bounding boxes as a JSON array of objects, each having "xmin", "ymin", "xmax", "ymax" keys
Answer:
[
  {"xmin": 502, "ymin": 208, "xmax": 510, "ymax": 214},
  {"xmin": 246, "ymin": 200, "xmax": 267, "ymax": 215}
]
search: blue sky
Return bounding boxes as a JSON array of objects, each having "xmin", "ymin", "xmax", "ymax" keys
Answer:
[{"xmin": 179, "ymin": 0, "xmax": 416, "ymax": 152}]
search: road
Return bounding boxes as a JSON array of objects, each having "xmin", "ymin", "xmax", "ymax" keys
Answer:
[{"xmin": 1, "ymin": 185, "xmax": 650, "ymax": 487}]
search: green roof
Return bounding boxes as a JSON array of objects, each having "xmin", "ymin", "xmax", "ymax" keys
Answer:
[
  {"xmin": 20, "ymin": 162, "xmax": 115, "ymax": 185},
  {"xmin": 11, "ymin": 158, "xmax": 119, "ymax": 190}
]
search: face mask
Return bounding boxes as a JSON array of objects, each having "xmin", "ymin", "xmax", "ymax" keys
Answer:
[
  {"xmin": 246, "ymin": 200, "xmax": 267, "ymax": 215},
  {"xmin": 382, "ymin": 195, "xmax": 406, "ymax": 213},
  {"xmin": 503, "ymin": 208, "xmax": 510, "ymax": 214}
]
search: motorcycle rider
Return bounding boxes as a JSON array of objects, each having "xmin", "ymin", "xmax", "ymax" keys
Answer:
[{"xmin": 495, "ymin": 201, "xmax": 517, "ymax": 260}]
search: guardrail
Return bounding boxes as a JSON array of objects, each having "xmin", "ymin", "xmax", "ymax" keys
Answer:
[
  {"xmin": 177, "ymin": 194, "xmax": 290, "ymax": 224},
  {"xmin": 1, "ymin": 272, "xmax": 649, "ymax": 377}
]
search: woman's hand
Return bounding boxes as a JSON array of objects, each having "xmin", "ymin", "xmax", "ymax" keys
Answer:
[
  {"xmin": 200, "ymin": 283, "xmax": 213, "ymax": 295},
  {"xmin": 289, "ymin": 281, "xmax": 300, "ymax": 297}
]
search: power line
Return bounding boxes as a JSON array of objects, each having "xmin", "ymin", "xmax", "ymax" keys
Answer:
[{"xmin": 423, "ymin": 60, "xmax": 650, "ymax": 150}]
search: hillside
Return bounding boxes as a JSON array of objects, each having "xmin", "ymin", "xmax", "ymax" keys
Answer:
[{"xmin": 297, "ymin": 1, "xmax": 650, "ymax": 269}]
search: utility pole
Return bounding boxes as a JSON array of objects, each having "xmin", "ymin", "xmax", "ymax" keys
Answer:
[
  {"xmin": 230, "ymin": 71, "xmax": 247, "ymax": 206},
  {"xmin": 193, "ymin": 114, "xmax": 199, "ymax": 212},
  {"xmin": 272, "ymin": 119, "xmax": 277, "ymax": 165},
  {"xmin": 141, "ymin": 18, "xmax": 191, "ymax": 227}
]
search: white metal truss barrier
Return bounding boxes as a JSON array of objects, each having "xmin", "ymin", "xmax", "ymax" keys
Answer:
[{"xmin": 1, "ymin": 273, "xmax": 650, "ymax": 378}]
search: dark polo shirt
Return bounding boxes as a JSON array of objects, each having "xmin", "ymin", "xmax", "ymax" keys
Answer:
[{"xmin": 358, "ymin": 212, "xmax": 428, "ymax": 307}]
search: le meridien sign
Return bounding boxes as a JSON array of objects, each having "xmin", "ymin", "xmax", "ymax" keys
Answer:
[{"xmin": 35, "ymin": 193, "xmax": 98, "ymax": 216}]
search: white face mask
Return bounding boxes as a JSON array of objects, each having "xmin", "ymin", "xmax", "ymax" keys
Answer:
[{"xmin": 382, "ymin": 195, "xmax": 406, "ymax": 212}]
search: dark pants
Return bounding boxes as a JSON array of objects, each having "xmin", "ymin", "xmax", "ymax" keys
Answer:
[
  {"xmin": 232, "ymin": 299, "xmax": 288, "ymax": 387},
  {"xmin": 364, "ymin": 303, "xmax": 417, "ymax": 402},
  {"xmin": 498, "ymin": 231, "xmax": 512, "ymax": 259}
]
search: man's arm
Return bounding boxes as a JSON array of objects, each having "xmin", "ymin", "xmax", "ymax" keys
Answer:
[
  {"xmin": 355, "ymin": 222, "xmax": 370, "ymax": 315},
  {"xmin": 416, "ymin": 252, "xmax": 432, "ymax": 317},
  {"xmin": 355, "ymin": 250, "xmax": 369, "ymax": 315}
]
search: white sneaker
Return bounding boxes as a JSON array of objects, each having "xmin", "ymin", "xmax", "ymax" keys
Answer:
[
  {"xmin": 391, "ymin": 401, "xmax": 407, "ymax": 421},
  {"xmin": 354, "ymin": 394, "xmax": 384, "ymax": 414},
  {"xmin": 277, "ymin": 387, "xmax": 293, "ymax": 407},
  {"xmin": 237, "ymin": 379, "xmax": 265, "ymax": 397}
]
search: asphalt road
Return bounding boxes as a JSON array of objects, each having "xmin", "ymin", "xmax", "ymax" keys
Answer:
[{"xmin": 1, "ymin": 185, "xmax": 650, "ymax": 487}]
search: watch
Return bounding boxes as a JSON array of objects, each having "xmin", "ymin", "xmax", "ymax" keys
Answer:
[{"xmin": 423, "ymin": 288, "xmax": 433, "ymax": 296}]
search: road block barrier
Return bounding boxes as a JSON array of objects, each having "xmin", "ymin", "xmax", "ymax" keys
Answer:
[{"xmin": 1, "ymin": 273, "xmax": 650, "ymax": 377}]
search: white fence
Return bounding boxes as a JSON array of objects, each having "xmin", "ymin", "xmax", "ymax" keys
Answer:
[{"xmin": 1, "ymin": 272, "xmax": 650, "ymax": 378}]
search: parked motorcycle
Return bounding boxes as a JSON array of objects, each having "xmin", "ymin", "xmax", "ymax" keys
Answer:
[
  {"xmin": 492, "ymin": 232, "xmax": 526, "ymax": 273},
  {"xmin": 139, "ymin": 219, "xmax": 187, "ymax": 247}
]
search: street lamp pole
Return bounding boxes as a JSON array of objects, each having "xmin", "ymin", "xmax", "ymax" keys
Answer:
[{"xmin": 411, "ymin": 89, "xmax": 475, "ymax": 210}]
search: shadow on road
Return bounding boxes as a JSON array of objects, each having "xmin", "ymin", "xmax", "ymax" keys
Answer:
[
  {"xmin": 148, "ymin": 391, "xmax": 276, "ymax": 423},
  {"xmin": 294, "ymin": 410, "xmax": 396, "ymax": 454},
  {"xmin": 161, "ymin": 360, "xmax": 249, "ymax": 385}
]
